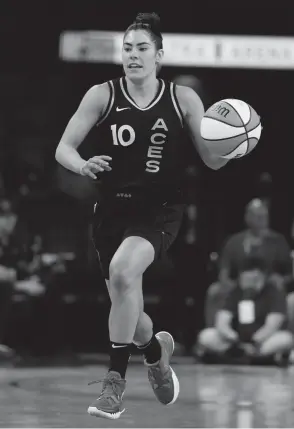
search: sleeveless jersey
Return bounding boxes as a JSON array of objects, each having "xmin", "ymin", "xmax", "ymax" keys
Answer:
[{"xmin": 90, "ymin": 77, "xmax": 188, "ymax": 205}]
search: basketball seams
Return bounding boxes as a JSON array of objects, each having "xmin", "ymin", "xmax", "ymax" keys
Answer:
[
  {"xmin": 223, "ymin": 137, "xmax": 258, "ymax": 157},
  {"xmin": 224, "ymin": 100, "xmax": 249, "ymax": 155},
  {"xmin": 245, "ymin": 105, "xmax": 261, "ymax": 133},
  {"xmin": 203, "ymin": 121, "xmax": 260, "ymax": 149},
  {"xmin": 224, "ymin": 99, "xmax": 251, "ymax": 125},
  {"xmin": 203, "ymin": 115, "xmax": 245, "ymax": 129},
  {"xmin": 244, "ymin": 106, "xmax": 254, "ymax": 155},
  {"xmin": 203, "ymin": 136, "xmax": 245, "ymax": 142},
  {"xmin": 247, "ymin": 104, "xmax": 252, "ymax": 126},
  {"xmin": 225, "ymin": 100, "xmax": 246, "ymax": 127}
]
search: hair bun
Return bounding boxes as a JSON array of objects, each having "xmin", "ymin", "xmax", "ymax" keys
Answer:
[{"xmin": 135, "ymin": 12, "xmax": 161, "ymax": 35}]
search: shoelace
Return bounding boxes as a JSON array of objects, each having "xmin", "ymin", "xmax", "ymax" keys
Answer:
[{"xmin": 88, "ymin": 378, "xmax": 122, "ymax": 399}]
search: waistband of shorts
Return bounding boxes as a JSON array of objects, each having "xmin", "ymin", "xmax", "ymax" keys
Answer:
[{"xmin": 97, "ymin": 186, "xmax": 184, "ymax": 207}]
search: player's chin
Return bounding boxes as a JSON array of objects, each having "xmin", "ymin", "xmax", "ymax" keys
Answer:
[{"xmin": 125, "ymin": 69, "xmax": 145, "ymax": 81}]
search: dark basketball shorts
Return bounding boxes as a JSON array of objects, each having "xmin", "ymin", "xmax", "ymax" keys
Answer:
[{"xmin": 91, "ymin": 202, "xmax": 186, "ymax": 279}]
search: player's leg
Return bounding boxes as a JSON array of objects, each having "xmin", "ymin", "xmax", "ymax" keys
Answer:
[
  {"xmin": 128, "ymin": 203, "xmax": 185, "ymax": 406},
  {"xmin": 130, "ymin": 276, "xmax": 180, "ymax": 406},
  {"xmin": 107, "ymin": 236, "xmax": 154, "ymax": 344},
  {"xmin": 88, "ymin": 236, "xmax": 155, "ymax": 419},
  {"xmin": 106, "ymin": 275, "xmax": 162, "ymax": 368},
  {"xmin": 103, "ymin": 229, "xmax": 180, "ymax": 408},
  {"xmin": 105, "ymin": 277, "xmax": 154, "ymax": 347},
  {"xmin": 133, "ymin": 289, "xmax": 156, "ymax": 345},
  {"xmin": 88, "ymin": 202, "xmax": 184, "ymax": 416}
]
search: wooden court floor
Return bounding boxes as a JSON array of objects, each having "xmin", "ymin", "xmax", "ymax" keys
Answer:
[{"xmin": 1, "ymin": 362, "xmax": 294, "ymax": 428}]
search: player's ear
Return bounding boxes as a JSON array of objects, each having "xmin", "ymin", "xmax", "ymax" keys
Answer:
[{"xmin": 156, "ymin": 49, "xmax": 164, "ymax": 63}]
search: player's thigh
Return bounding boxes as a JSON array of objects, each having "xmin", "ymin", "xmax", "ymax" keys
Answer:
[
  {"xmin": 109, "ymin": 236, "xmax": 155, "ymax": 281},
  {"xmin": 161, "ymin": 203, "xmax": 186, "ymax": 252},
  {"xmin": 91, "ymin": 206, "xmax": 123, "ymax": 280},
  {"xmin": 123, "ymin": 203, "xmax": 186, "ymax": 262}
]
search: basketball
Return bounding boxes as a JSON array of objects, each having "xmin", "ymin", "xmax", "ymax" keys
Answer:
[{"xmin": 200, "ymin": 99, "xmax": 262, "ymax": 159}]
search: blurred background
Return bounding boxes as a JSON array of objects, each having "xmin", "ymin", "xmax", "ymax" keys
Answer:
[{"xmin": 1, "ymin": 2, "xmax": 294, "ymax": 364}]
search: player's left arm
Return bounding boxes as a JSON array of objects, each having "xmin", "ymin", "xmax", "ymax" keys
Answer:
[{"xmin": 176, "ymin": 85, "xmax": 229, "ymax": 170}]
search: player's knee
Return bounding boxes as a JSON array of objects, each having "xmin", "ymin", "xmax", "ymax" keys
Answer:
[{"xmin": 109, "ymin": 259, "xmax": 136, "ymax": 293}]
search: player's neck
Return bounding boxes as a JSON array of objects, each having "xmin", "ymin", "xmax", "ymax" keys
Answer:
[{"xmin": 125, "ymin": 75, "xmax": 159, "ymax": 99}]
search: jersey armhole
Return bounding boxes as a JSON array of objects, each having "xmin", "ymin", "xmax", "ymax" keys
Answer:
[
  {"xmin": 170, "ymin": 83, "xmax": 184, "ymax": 127},
  {"xmin": 96, "ymin": 80, "xmax": 115, "ymax": 126}
]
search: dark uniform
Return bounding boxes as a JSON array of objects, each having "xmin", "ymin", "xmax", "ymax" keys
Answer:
[{"xmin": 91, "ymin": 77, "xmax": 188, "ymax": 279}]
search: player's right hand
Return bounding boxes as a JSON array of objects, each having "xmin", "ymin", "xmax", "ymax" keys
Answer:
[{"xmin": 80, "ymin": 155, "xmax": 112, "ymax": 179}]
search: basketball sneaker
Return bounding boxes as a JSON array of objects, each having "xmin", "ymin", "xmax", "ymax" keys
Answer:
[
  {"xmin": 87, "ymin": 371, "xmax": 126, "ymax": 419},
  {"xmin": 145, "ymin": 331, "xmax": 180, "ymax": 405}
]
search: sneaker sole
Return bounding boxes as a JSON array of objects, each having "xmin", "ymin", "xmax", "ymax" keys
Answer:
[
  {"xmin": 167, "ymin": 366, "xmax": 180, "ymax": 405},
  {"xmin": 156, "ymin": 331, "xmax": 175, "ymax": 354},
  {"xmin": 155, "ymin": 331, "xmax": 180, "ymax": 405},
  {"xmin": 87, "ymin": 406, "xmax": 125, "ymax": 420}
]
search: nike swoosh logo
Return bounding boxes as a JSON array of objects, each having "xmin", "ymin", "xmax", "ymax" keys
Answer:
[
  {"xmin": 112, "ymin": 344, "xmax": 128, "ymax": 348},
  {"xmin": 116, "ymin": 107, "xmax": 131, "ymax": 112}
]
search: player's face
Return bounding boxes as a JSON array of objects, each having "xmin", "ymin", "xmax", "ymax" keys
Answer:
[{"xmin": 122, "ymin": 30, "xmax": 163, "ymax": 81}]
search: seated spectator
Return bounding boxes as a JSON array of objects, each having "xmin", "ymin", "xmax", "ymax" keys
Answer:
[
  {"xmin": 220, "ymin": 199, "xmax": 292, "ymax": 292},
  {"xmin": 197, "ymin": 258, "xmax": 293, "ymax": 365},
  {"xmin": 204, "ymin": 198, "xmax": 293, "ymax": 327},
  {"xmin": 0, "ymin": 198, "xmax": 45, "ymax": 359}
]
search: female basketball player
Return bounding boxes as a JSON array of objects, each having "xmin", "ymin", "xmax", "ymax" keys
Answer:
[{"xmin": 55, "ymin": 12, "xmax": 229, "ymax": 419}]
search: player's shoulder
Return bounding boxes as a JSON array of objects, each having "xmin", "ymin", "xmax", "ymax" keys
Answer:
[
  {"xmin": 80, "ymin": 82, "xmax": 112, "ymax": 111},
  {"xmin": 173, "ymin": 85, "xmax": 203, "ymax": 116},
  {"xmin": 86, "ymin": 82, "xmax": 111, "ymax": 99},
  {"xmin": 174, "ymin": 84, "xmax": 194, "ymax": 95},
  {"xmin": 174, "ymin": 85, "xmax": 200, "ymax": 102}
]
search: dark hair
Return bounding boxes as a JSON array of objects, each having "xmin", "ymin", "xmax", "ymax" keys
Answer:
[{"xmin": 125, "ymin": 12, "xmax": 163, "ymax": 50}]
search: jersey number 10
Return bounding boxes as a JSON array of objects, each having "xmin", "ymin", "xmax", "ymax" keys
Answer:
[{"xmin": 111, "ymin": 124, "xmax": 135, "ymax": 147}]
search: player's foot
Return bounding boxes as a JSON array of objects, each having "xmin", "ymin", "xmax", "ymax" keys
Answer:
[
  {"xmin": 145, "ymin": 331, "xmax": 180, "ymax": 405},
  {"xmin": 87, "ymin": 371, "xmax": 126, "ymax": 419}
]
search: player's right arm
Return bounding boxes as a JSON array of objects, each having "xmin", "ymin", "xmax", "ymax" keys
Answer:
[{"xmin": 55, "ymin": 83, "xmax": 112, "ymax": 179}]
